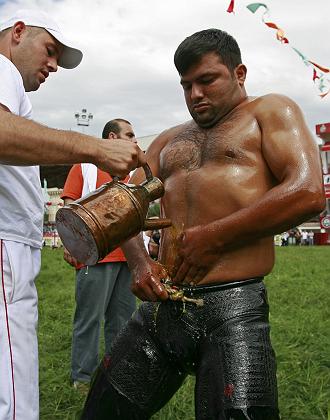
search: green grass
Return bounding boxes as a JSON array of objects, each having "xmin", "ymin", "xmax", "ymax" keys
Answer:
[{"xmin": 37, "ymin": 247, "xmax": 330, "ymax": 419}]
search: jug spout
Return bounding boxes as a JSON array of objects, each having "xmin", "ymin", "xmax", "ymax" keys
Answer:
[{"xmin": 143, "ymin": 218, "xmax": 172, "ymax": 231}]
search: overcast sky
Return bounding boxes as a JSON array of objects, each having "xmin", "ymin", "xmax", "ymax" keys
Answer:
[{"xmin": 1, "ymin": 0, "xmax": 329, "ymax": 141}]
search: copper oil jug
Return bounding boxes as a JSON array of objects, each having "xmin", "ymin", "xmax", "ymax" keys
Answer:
[{"xmin": 55, "ymin": 164, "xmax": 171, "ymax": 265}]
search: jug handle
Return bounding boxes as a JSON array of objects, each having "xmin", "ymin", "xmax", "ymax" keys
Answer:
[
  {"xmin": 112, "ymin": 163, "xmax": 153, "ymax": 184},
  {"xmin": 143, "ymin": 218, "xmax": 172, "ymax": 231},
  {"xmin": 112, "ymin": 164, "xmax": 169, "ymax": 231},
  {"xmin": 142, "ymin": 163, "xmax": 153, "ymax": 181}
]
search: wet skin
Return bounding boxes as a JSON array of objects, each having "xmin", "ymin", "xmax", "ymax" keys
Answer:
[
  {"xmin": 125, "ymin": 52, "xmax": 325, "ymax": 300},
  {"xmin": 158, "ymin": 105, "xmax": 276, "ymax": 283}
]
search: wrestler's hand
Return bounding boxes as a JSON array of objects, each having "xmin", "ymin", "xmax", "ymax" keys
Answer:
[
  {"xmin": 63, "ymin": 248, "xmax": 80, "ymax": 267},
  {"xmin": 173, "ymin": 225, "xmax": 220, "ymax": 285},
  {"xmin": 130, "ymin": 258, "xmax": 169, "ymax": 302}
]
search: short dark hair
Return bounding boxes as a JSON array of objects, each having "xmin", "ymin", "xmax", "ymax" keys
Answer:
[
  {"xmin": 102, "ymin": 118, "xmax": 131, "ymax": 139},
  {"xmin": 174, "ymin": 28, "xmax": 242, "ymax": 75}
]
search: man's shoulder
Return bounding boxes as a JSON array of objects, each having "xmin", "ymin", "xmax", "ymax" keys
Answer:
[
  {"xmin": 154, "ymin": 121, "xmax": 194, "ymax": 143},
  {"xmin": 0, "ymin": 54, "xmax": 23, "ymax": 85},
  {"xmin": 249, "ymin": 94, "xmax": 302, "ymax": 124},
  {"xmin": 0, "ymin": 54, "xmax": 13, "ymax": 70},
  {"xmin": 145, "ymin": 122, "xmax": 190, "ymax": 155},
  {"xmin": 251, "ymin": 93, "xmax": 298, "ymax": 112},
  {"xmin": 0, "ymin": 54, "xmax": 31, "ymax": 117},
  {"xmin": 70, "ymin": 163, "xmax": 83, "ymax": 172},
  {"xmin": 65, "ymin": 163, "xmax": 83, "ymax": 181}
]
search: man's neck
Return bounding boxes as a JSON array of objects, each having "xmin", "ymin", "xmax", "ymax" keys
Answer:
[{"xmin": 0, "ymin": 35, "xmax": 12, "ymax": 62}]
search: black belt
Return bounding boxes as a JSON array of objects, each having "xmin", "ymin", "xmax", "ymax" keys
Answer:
[{"xmin": 162, "ymin": 277, "xmax": 264, "ymax": 297}]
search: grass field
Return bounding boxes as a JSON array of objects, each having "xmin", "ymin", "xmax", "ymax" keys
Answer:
[{"xmin": 37, "ymin": 247, "xmax": 330, "ymax": 419}]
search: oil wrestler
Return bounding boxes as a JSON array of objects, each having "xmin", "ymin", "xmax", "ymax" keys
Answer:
[{"xmin": 81, "ymin": 29, "xmax": 325, "ymax": 420}]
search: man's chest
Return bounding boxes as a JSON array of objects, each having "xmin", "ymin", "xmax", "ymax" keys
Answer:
[{"xmin": 160, "ymin": 118, "xmax": 260, "ymax": 179}]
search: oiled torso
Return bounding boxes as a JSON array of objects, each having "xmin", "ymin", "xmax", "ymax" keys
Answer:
[{"xmin": 158, "ymin": 99, "xmax": 276, "ymax": 283}]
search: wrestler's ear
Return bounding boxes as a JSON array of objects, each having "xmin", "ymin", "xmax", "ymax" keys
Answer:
[{"xmin": 234, "ymin": 64, "xmax": 247, "ymax": 86}]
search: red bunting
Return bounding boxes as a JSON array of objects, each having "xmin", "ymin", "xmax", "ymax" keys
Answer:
[
  {"xmin": 264, "ymin": 22, "xmax": 289, "ymax": 43},
  {"xmin": 309, "ymin": 61, "xmax": 330, "ymax": 74},
  {"xmin": 227, "ymin": 0, "xmax": 235, "ymax": 13},
  {"xmin": 242, "ymin": 2, "xmax": 330, "ymax": 97}
]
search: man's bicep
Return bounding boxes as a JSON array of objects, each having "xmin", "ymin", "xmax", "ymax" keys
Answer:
[{"xmin": 260, "ymin": 97, "xmax": 319, "ymax": 183}]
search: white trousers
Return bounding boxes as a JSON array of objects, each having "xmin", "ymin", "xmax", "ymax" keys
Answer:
[{"xmin": 0, "ymin": 240, "xmax": 40, "ymax": 420}]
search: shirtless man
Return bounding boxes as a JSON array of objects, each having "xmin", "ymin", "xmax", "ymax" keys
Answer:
[{"xmin": 81, "ymin": 29, "xmax": 325, "ymax": 420}]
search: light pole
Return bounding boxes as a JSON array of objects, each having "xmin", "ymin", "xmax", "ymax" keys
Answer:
[{"xmin": 74, "ymin": 108, "xmax": 93, "ymax": 133}]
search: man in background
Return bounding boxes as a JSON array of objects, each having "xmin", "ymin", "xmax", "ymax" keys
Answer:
[{"xmin": 62, "ymin": 119, "xmax": 137, "ymax": 391}]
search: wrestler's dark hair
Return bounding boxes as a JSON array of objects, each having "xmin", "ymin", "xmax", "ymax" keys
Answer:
[
  {"xmin": 102, "ymin": 118, "xmax": 131, "ymax": 139},
  {"xmin": 174, "ymin": 28, "xmax": 242, "ymax": 75}
]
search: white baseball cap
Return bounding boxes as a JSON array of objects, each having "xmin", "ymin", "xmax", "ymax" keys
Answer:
[{"xmin": 0, "ymin": 9, "xmax": 83, "ymax": 69}]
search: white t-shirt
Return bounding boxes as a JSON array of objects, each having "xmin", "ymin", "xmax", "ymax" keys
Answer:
[
  {"xmin": 301, "ymin": 231, "xmax": 308, "ymax": 240},
  {"xmin": 0, "ymin": 54, "xmax": 44, "ymax": 248}
]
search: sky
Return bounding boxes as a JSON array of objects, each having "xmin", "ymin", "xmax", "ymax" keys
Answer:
[{"xmin": 0, "ymin": 0, "xmax": 329, "ymax": 141}]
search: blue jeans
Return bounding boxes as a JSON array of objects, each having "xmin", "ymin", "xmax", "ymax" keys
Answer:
[{"xmin": 71, "ymin": 262, "xmax": 136, "ymax": 382}]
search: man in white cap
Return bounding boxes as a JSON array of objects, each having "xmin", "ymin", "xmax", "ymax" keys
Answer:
[{"xmin": 0, "ymin": 9, "xmax": 145, "ymax": 420}]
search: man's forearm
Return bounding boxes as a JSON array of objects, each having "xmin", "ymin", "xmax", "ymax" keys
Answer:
[
  {"xmin": 0, "ymin": 111, "xmax": 97, "ymax": 165},
  {"xmin": 122, "ymin": 234, "xmax": 150, "ymax": 271},
  {"xmin": 0, "ymin": 110, "xmax": 146, "ymax": 177},
  {"xmin": 211, "ymin": 179, "xmax": 325, "ymax": 251}
]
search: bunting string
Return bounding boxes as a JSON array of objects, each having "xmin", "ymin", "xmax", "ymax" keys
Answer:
[{"xmin": 227, "ymin": 1, "xmax": 330, "ymax": 97}]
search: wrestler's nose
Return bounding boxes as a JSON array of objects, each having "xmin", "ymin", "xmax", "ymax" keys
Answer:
[{"xmin": 190, "ymin": 83, "xmax": 203, "ymax": 101}]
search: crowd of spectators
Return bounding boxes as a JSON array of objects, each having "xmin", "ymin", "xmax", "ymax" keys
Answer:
[{"xmin": 279, "ymin": 229, "xmax": 315, "ymax": 246}]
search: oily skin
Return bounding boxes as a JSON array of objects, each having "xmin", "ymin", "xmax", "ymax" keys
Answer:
[{"xmin": 123, "ymin": 52, "xmax": 325, "ymax": 301}]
